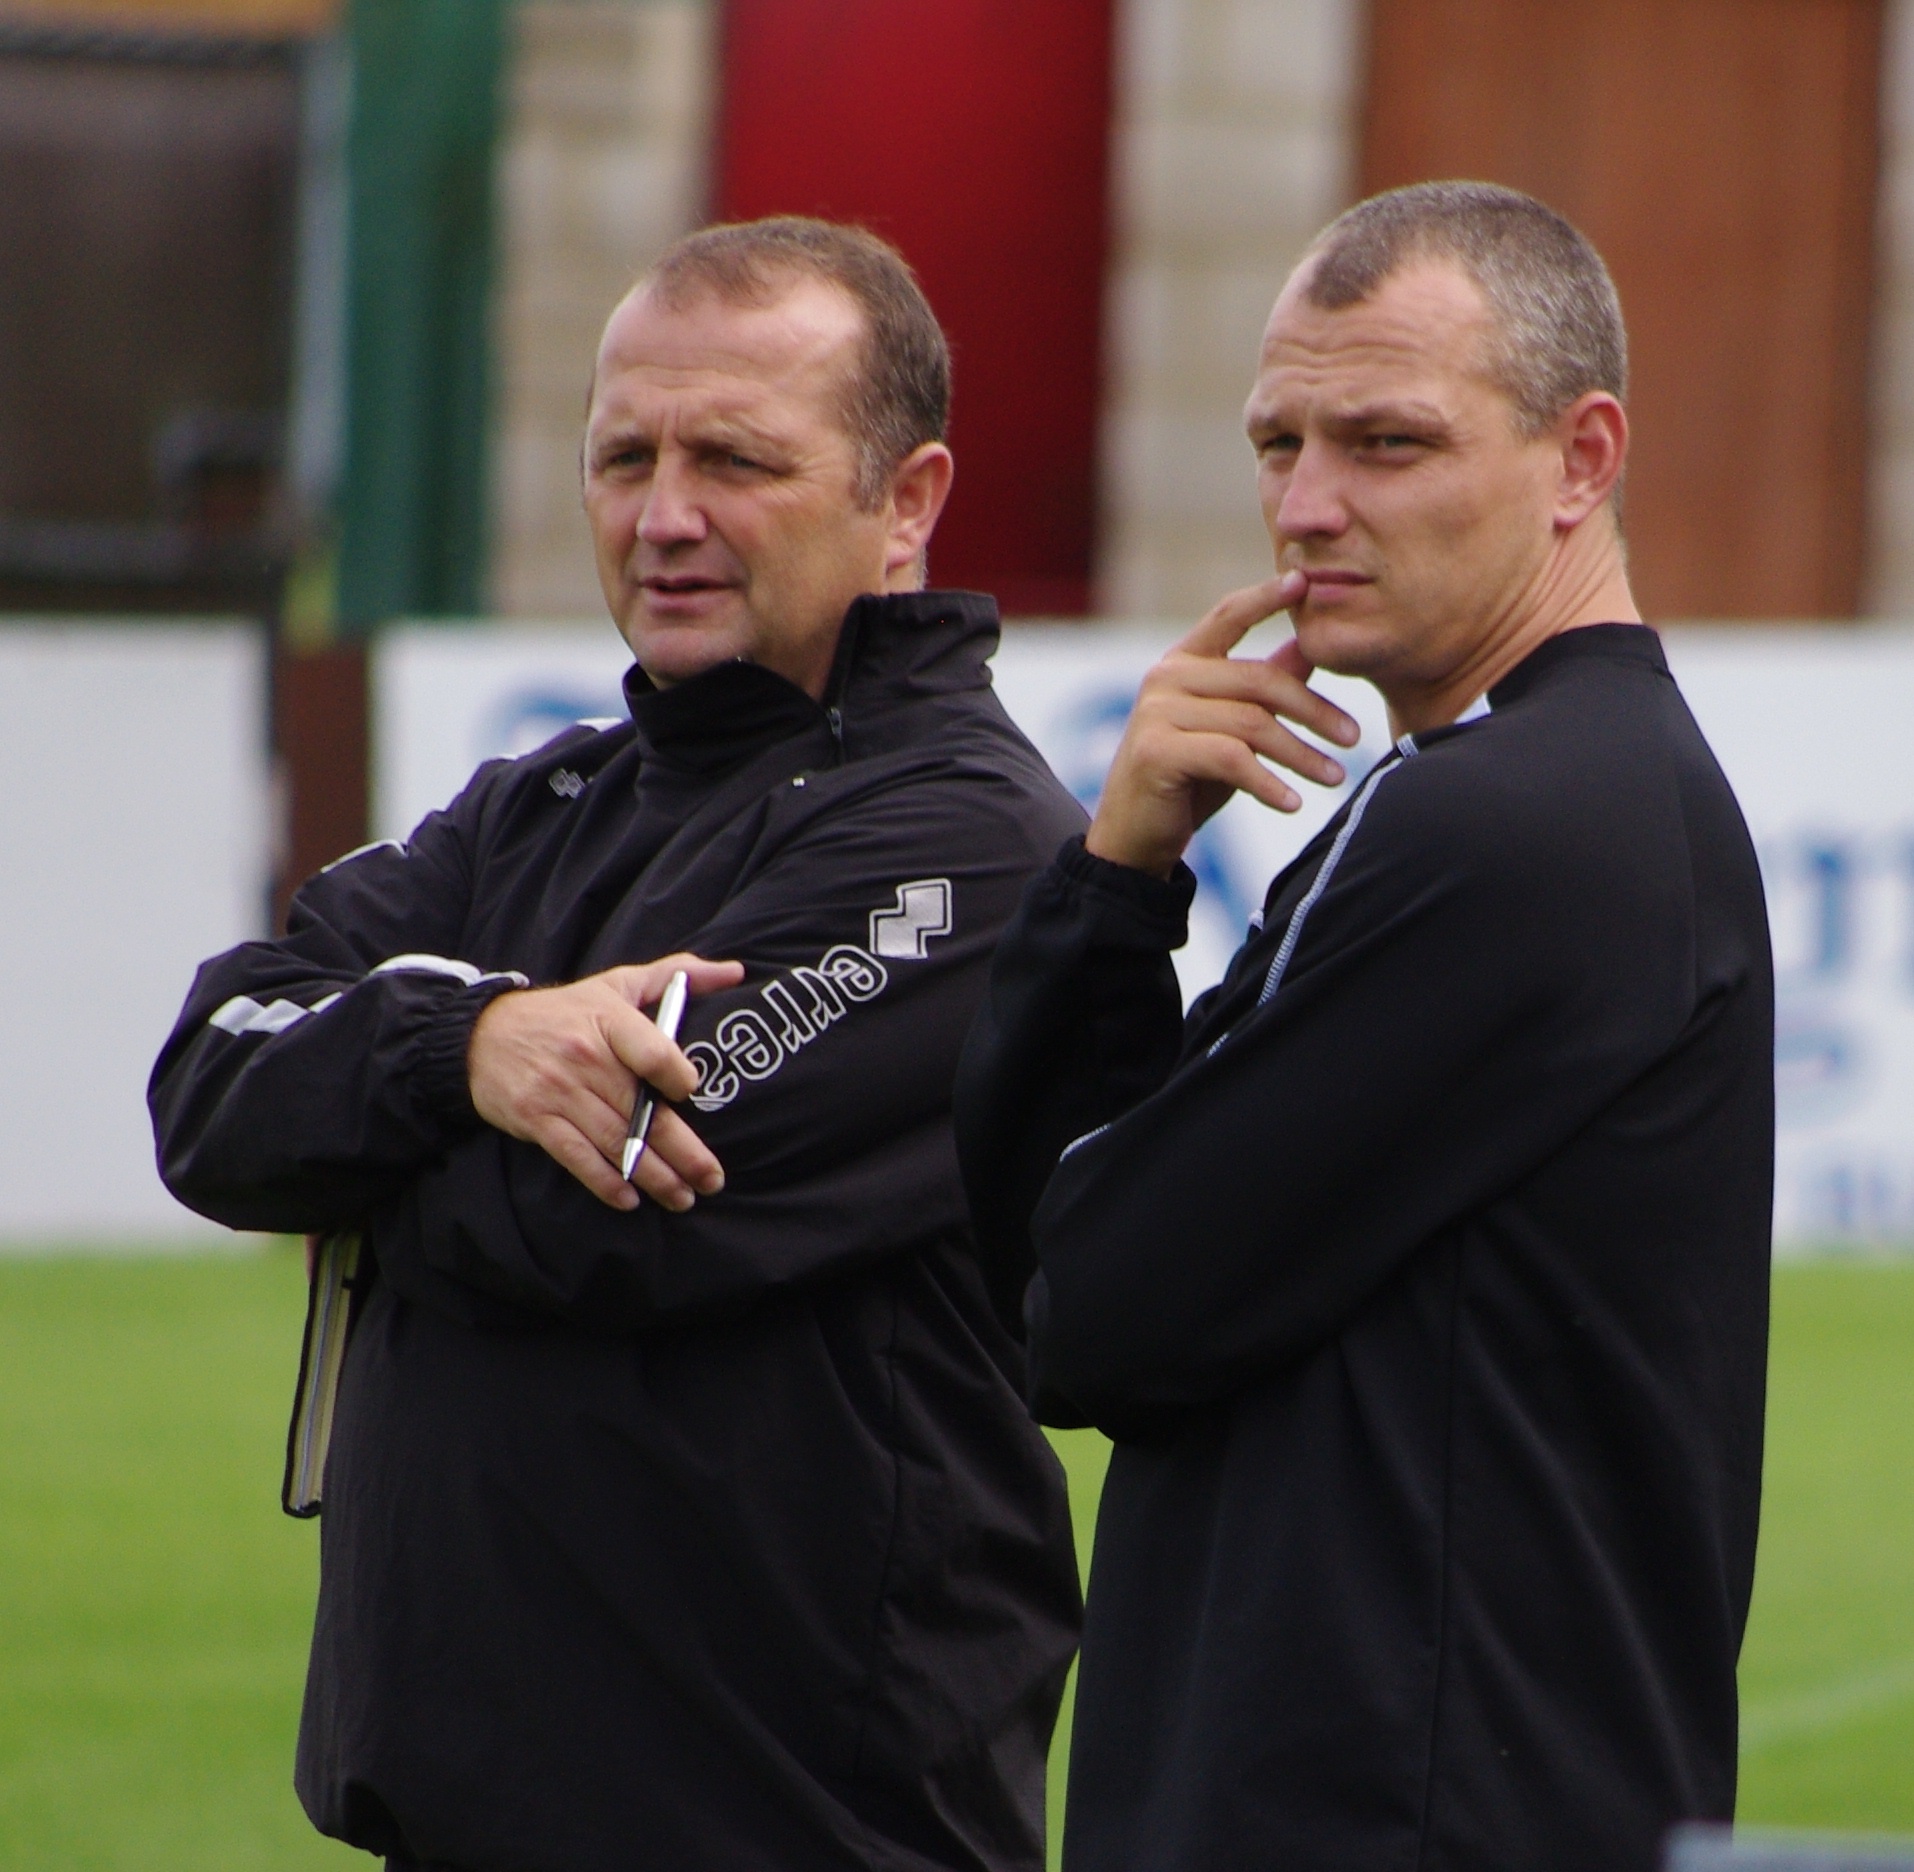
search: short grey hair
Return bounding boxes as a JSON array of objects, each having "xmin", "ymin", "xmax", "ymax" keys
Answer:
[
  {"xmin": 641, "ymin": 216, "xmax": 950, "ymax": 511},
  {"xmin": 1302, "ymin": 181, "xmax": 1627, "ymax": 435}
]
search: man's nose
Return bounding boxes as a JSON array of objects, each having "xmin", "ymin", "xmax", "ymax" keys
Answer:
[
  {"xmin": 636, "ymin": 455, "xmax": 708, "ymax": 546},
  {"xmin": 1272, "ymin": 440, "xmax": 1350, "ymax": 542}
]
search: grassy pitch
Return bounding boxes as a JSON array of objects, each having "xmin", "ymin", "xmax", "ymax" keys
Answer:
[
  {"xmin": 1734, "ymin": 1260, "xmax": 1914, "ymax": 1832},
  {"xmin": 0, "ymin": 1251, "xmax": 1908, "ymax": 1869}
]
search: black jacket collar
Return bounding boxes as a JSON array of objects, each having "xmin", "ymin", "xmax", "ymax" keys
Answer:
[
  {"xmin": 1488, "ymin": 621, "xmax": 1667, "ymax": 710},
  {"xmin": 620, "ymin": 590, "xmax": 1001, "ymax": 775}
]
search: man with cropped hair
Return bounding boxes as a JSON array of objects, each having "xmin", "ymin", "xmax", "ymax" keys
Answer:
[
  {"xmin": 150, "ymin": 217, "xmax": 1164, "ymax": 1872},
  {"xmin": 958, "ymin": 182, "xmax": 1773, "ymax": 1872}
]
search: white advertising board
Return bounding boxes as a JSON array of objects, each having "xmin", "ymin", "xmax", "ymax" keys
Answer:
[
  {"xmin": 371, "ymin": 618, "xmax": 1397, "ymax": 935},
  {"xmin": 372, "ymin": 618, "xmax": 1914, "ymax": 1250},
  {"xmin": 375, "ymin": 622, "xmax": 633, "ymax": 842},
  {"xmin": 0, "ymin": 622, "xmax": 269, "ymax": 1244},
  {"xmin": 1665, "ymin": 629, "xmax": 1914, "ymax": 1248}
]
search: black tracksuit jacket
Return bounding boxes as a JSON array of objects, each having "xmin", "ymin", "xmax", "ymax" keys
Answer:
[
  {"xmin": 149, "ymin": 593, "xmax": 1087, "ymax": 1872},
  {"xmin": 955, "ymin": 626, "xmax": 1774, "ymax": 1872}
]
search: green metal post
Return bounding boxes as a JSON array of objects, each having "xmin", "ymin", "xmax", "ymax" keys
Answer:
[{"xmin": 334, "ymin": 0, "xmax": 505, "ymax": 634}]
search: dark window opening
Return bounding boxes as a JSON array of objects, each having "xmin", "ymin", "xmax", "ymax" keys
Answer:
[{"xmin": 0, "ymin": 22, "xmax": 302, "ymax": 615}]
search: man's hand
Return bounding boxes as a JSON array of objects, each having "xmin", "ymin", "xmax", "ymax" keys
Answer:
[
  {"xmin": 1085, "ymin": 571, "xmax": 1362, "ymax": 879},
  {"xmin": 468, "ymin": 954, "xmax": 746, "ymax": 1213}
]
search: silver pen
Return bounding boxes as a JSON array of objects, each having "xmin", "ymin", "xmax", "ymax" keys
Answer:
[{"xmin": 621, "ymin": 968, "xmax": 690, "ymax": 1182}]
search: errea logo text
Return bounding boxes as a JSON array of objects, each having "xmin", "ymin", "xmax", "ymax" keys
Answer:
[{"xmin": 684, "ymin": 880, "xmax": 953, "ymax": 1111}]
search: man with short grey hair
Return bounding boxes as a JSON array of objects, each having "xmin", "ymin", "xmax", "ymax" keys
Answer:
[
  {"xmin": 151, "ymin": 217, "xmax": 1105, "ymax": 1872},
  {"xmin": 958, "ymin": 181, "xmax": 1773, "ymax": 1872}
]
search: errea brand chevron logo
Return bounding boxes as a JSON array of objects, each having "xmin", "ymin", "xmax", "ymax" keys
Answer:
[
  {"xmin": 870, "ymin": 879, "xmax": 952, "ymax": 958},
  {"xmin": 684, "ymin": 879, "xmax": 954, "ymax": 1111}
]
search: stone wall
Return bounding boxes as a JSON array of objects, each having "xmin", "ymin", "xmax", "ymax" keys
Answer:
[
  {"xmin": 488, "ymin": 0, "xmax": 711, "ymax": 619},
  {"xmin": 1095, "ymin": 0, "xmax": 1360, "ymax": 618}
]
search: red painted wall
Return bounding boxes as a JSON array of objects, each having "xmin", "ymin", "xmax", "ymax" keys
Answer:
[{"xmin": 716, "ymin": 0, "xmax": 1115, "ymax": 615}]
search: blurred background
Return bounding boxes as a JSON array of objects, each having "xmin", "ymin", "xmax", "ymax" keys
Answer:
[{"xmin": 1, "ymin": 0, "xmax": 1912, "ymax": 1866}]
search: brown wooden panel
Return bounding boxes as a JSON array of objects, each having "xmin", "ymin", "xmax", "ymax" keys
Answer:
[
  {"xmin": 1, "ymin": 1, "xmax": 338, "ymax": 33},
  {"xmin": 273, "ymin": 643, "xmax": 366, "ymax": 932},
  {"xmin": 1362, "ymin": 0, "xmax": 1880, "ymax": 618}
]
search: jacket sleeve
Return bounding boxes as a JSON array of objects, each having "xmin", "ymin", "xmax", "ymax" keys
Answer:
[
  {"xmin": 972, "ymin": 772, "xmax": 1700, "ymax": 1436},
  {"xmin": 148, "ymin": 774, "xmax": 525, "ymax": 1234},
  {"xmin": 952, "ymin": 837, "xmax": 1196, "ymax": 1345},
  {"xmin": 378, "ymin": 766, "xmax": 1080, "ymax": 1333}
]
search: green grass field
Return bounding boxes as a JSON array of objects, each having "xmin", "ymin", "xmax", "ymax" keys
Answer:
[{"xmin": 0, "ymin": 1251, "xmax": 1909, "ymax": 1869}]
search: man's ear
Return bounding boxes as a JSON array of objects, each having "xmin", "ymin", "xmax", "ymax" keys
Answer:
[
  {"xmin": 882, "ymin": 443, "xmax": 956, "ymax": 583},
  {"xmin": 1553, "ymin": 391, "xmax": 1628, "ymax": 529}
]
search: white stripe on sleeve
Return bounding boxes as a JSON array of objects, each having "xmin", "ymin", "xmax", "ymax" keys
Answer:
[
  {"xmin": 1256, "ymin": 752, "xmax": 1410, "ymax": 1009},
  {"xmin": 369, "ymin": 954, "xmax": 530, "ymax": 989},
  {"xmin": 207, "ymin": 964, "xmax": 516, "ymax": 1042},
  {"xmin": 319, "ymin": 838, "xmax": 406, "ymax": 873},
  {"xmin": 209, "ymin": 995, "xmax": 316, "ymax": 1037}
]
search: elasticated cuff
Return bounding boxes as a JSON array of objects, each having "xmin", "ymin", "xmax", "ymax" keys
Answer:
[
  {"xmin": 414, "ymin": 977, "xmax": 527, "ymax": 1129},
  {"xmin": 1051, "ymin": 835, "xmax": 1197, "ymax": 946}
]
